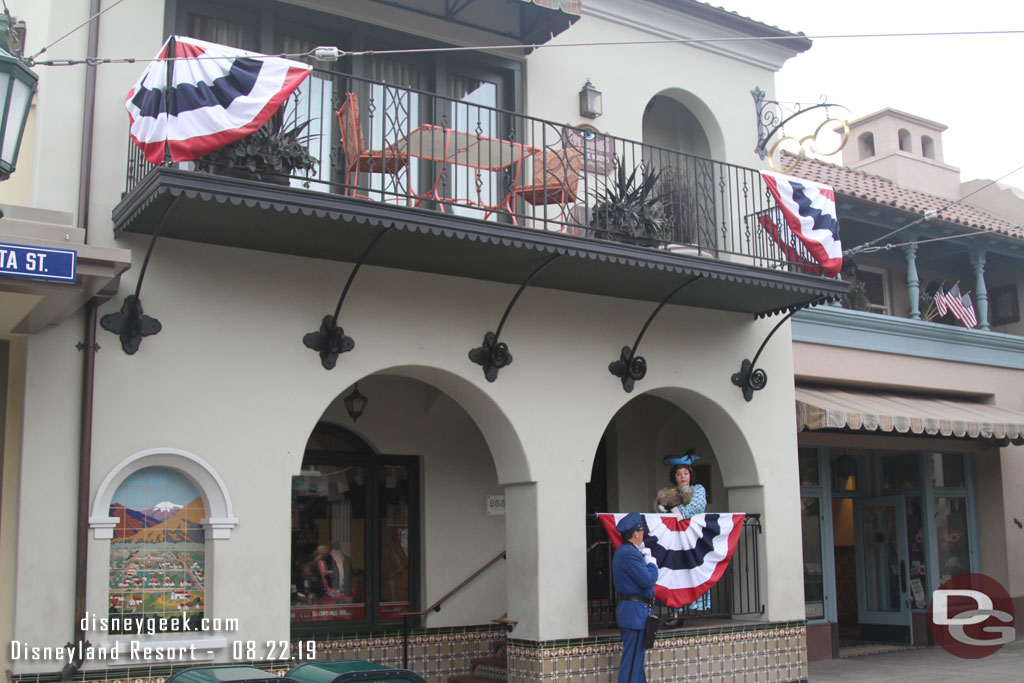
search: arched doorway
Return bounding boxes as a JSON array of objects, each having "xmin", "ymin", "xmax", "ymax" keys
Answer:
[
  {"xmin": 585, "ymin": 391, "xmax": 762, "ymax": 628},
  {"xmin": 290, "ymin": 422, "xmax": 419, "ymax": 631},
  {"xmin": 641, "ymin": 93, "xmax": 719, "ymax": 248}
]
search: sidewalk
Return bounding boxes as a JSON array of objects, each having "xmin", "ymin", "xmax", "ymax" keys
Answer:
[{"xmin": 807, "ymin": 638, "xmax": 1024, "ymax": 681}]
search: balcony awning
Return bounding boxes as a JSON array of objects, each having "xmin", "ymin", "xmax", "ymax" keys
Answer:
[
  {"xmin": 795, "ymin": 386, "xmax": 1024, "ymax": 445},
  {"xmin": 364, "ymin": 0, "xmax": 580, "ymax": 45}
]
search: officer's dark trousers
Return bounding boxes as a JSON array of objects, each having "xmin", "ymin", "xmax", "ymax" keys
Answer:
[{"xmin": 618, "ymin": 628, "xmax": 646, "ymax": 683}]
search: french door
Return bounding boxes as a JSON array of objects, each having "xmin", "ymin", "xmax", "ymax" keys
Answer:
[{"xmin": 291, "ymin": 452, "xmax": 419, "ymax": 631}]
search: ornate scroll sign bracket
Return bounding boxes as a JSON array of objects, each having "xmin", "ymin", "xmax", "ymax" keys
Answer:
[{"xmin": 752, "ymin": 87, "xmax": 849, "ymax": 174}]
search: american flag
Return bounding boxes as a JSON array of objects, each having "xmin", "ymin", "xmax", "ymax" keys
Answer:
[
  {"xmin": 599, "ymin": 512, "xmax": 745, "ymax": 608},
  {"xmin": 934, "ymin": 285, "xmax": 949, "ymax": 316},
  {"xmin": 759, "ymin": 171, "xmax": 843, "ymax": 277},
  {"xmin": 960, "ymin": 293, "xmax": 979, "ymax": 328},
  {"xmin": 126, "ymin": 36, "xmax": 312, "ymax": 163},
  {"xmin": 943, "ymin": 284, "xmax": 977, "ymax": 328}
]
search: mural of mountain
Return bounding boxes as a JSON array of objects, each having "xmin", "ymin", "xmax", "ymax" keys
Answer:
[
  {"xmin": 109, "ymin": 503, "xmax": 160, "ymax": 539},
  {"xmin": 143, "ymin": 500, "xmax": 183, "ymax": 522},
  {"xmin": 115, "ymin": 498, "xmax": 206, "ymax": 543}
]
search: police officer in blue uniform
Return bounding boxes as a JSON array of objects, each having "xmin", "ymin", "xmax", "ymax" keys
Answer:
[{"xmin": 612, "ymin": 511, "xmax": 659, "ymax": 683}]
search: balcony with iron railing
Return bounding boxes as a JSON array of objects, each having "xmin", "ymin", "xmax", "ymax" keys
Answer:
[
  {"xmin": 585, "ymin": 514, "xmax": 763, "ymax": 629},
  {"xmin": 115, "ymin": 67, "xmax": 849, "ymax": 316}
]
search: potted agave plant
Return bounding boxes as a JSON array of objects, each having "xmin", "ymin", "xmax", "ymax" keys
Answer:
[
  {"xmin": 196, "ymin": 98, "xmax": 318, "ymax": 186},
  {"xmin": 590, "ymin": 158, "xmax": 668, "ymax": 245}
]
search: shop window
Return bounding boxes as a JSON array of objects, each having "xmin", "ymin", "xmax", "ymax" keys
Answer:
[
  {"xmin": 291, "ymin": 424, "xmax": 418, "ymax": 631},
  {"xmin": 801, "ymin": 497, "xmax": 825, "ymax": 619},
  {"xmin": 935, "ymin": 497, "xmax": 971, "ymax": 582},
  {"xmin": 930, "ymin": 453, "xmax": 966, "ymax": 488},
  {"xmin": 108, "ymin": 467, "xmax": 205, "ymax": 633},
  {"xmin": 799, "ymin": 448, "xmax": 820, "ymax": 487},
  {"xmin": 881, "ymin": 453, "xmax": 919, "ymax": 490},
  {"xmin": 831, "ymin": 454, "xmax": 859, "ymax": 494}
]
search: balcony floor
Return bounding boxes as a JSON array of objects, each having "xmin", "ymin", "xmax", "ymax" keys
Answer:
[{"xmin": 113, "ymin": 168, "xmax": 849, "ymax": 317}]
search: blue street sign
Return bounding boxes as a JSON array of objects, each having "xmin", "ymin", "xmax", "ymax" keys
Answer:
[{"xmin": 0, "ymin": 242, "xmax": 77, "ymax": 282}]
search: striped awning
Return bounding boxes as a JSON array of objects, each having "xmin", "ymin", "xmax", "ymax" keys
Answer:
[
  {"xmin": 520, "ymin": 0, "xmax": 582, "ymax": 15},
  {"xmin": 795, "ymin": 386, "xmax": 1024, "ymax": 445}
]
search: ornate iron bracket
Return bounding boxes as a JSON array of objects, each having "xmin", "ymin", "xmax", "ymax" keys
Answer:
[
  {"xmin": 608, "ymin": 275, "xmax": 702, "ymax": 392},
  {"xmin": 469, "ymin": 253, "xmax": 561, "ymax": 381},
  {"xmin": 303, "ymin": 227, "xmax": 392, "ymax": 370},
  {"xmin": 100, "ymin": 198, "xmax": 180, "ymax": 354},
  {"xmin": 752, "ymin": 86, "xmax": 846, "ymax": 161},
  {"xmin": 731, "ymin": 297, "xmax": 827, "ymax": 401}
]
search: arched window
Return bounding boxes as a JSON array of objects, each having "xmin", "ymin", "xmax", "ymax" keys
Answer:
[
  {"xmin": 858, "ymin": 132, "xmax": 875, "ymax": 159},
  {"xmin": 898, "ymin": 128, "xmax": 911, "ymax": 152},
  {"xmin": 921, "ymin": 135, "xmax": 935, "ymax": 159},
  {"xmin": 108, "ymin": 467, "xmax": 205, "ymax": 633}
]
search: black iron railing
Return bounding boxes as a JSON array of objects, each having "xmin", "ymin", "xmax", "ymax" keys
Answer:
[
  {"xmin": 586, "ymin": 513, "xmax": 763, "ymax": 627},
  {"xmin": 124, "ymin": 66, "xmax": 823, "ymax": 275}
]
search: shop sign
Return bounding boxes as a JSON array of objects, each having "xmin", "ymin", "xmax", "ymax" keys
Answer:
[
  {"xmin": 0, "ymin": 241, "xmax": 77, "ymax": 282},
  {"xmin": 562, "ymin": 124, "xmax": 614, "ymax": 175}
]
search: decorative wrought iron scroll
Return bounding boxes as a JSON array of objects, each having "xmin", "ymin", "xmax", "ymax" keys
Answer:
[
  {"xmin": 752, "ymin": 87, "xmax": 850, "ymax": 174},
  {"xmin": 609, "ymin": 275, "xmax": 702, "ymax": 393},
  {"xmin": 469, "ymin": 254, "xmax": 561, "ymax": 382}
]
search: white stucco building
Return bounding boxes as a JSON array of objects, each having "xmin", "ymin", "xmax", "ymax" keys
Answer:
[{"xmin": 0, "ymin": 2, "xmax": 900, "ymax": 682}]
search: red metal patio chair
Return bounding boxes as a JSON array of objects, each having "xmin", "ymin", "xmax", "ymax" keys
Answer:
[
  {"xmin": 513, "ymin": 148, "xmax": 584, "ymax": 230},
  {"xmin": 336, "ymin": 92, "xmax": 408, "ymax": 198}
]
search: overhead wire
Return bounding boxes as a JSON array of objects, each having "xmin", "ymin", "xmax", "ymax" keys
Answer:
[
  {"xmin": 16, "ymin": 26, "xmax": 1024, "ymax": 67},
  {"xmin": 25, "ymin": 0, "xmax": 129, "ymax": 63},
  {"xmin": 844, "ymin": 161, "xmax": 1024, "ymax": 257}
]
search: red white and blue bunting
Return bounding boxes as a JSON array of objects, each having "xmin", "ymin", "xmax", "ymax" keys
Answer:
[
  {"xmin": 126, "ymin": 36, "xmax": 312, "ymax": 164},
  {"xmin": 759, "ymin": 170, "xmax": 843, "ymax": 277},
  {"xmin": 599, "ymin": 512, "xmax": 746, "ymax": 608}
]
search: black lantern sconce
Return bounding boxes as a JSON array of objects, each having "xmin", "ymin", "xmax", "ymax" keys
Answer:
[
  {"xmin": 343, "ymin": 383, "xmax": 368, "ymax": 422},
  {"xmin": 579, "ymin": 78, "xmax": 602, "ymax": 119}
]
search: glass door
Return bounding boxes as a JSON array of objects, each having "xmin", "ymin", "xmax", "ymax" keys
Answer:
[
  {"xmin": 854, "ymin": 496, "xmax": 912, "ymax": 642},
  {"xmin": 291, "ymin": 441, "xmax": 419, "ymax": 632},
  {"xmin": 445, "ymin": 61, "xmax": 513, "ymax": 220}
]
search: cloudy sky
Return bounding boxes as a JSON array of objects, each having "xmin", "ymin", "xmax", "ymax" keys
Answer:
[{"xmin": 711, "ymin": 0, "xmax": 1024, "ymax": 187}]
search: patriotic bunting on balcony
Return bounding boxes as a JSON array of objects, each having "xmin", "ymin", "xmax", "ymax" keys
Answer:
[
  {"xmin": 599, "ymin": 512, "xmax": 746, "ymax": 608},
  {"xmin": 125, "ymin": 36, "xmax": 312, "ymax": 164},
  {"xmin": 759, "ymin": 170, "xmax": 843, "ymax": 277}
]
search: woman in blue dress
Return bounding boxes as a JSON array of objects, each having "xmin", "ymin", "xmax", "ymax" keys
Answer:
[{"xmin": 661, "ymin": 458, "xmax": 709, "ymax": 626}]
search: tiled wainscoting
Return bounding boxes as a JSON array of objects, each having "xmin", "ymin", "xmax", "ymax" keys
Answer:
[
  {"xmin": 11, "ymin": 625, "xmax": 505, "ymax": 683},
  {"xmin": 507, "ymin": 621, "xmax": 807, "ymax": 682},
  {"xmin": 12, "ymin": 622, "xmax": 805, "ymax": 683}
]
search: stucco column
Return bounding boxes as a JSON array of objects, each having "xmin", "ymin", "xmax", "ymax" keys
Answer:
[
  {"xmin": 504, "ymin": 477, "xmax": 589, "ymax": 641},
  {"xmin": 971, "ymin": 248, "xmax": 989, "ymax": 330},
  {"xmin": 903, "ymin": 240, "xmax": 920, "ymax": 320}
]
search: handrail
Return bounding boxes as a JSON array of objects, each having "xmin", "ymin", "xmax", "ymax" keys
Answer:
[
  {"xmin": 400, "ymin": 550, "xmax": 506, "ymax": 667},
  {"xmin": 402, "ymin": 549, "xmax": 506, "ymax": 618}
]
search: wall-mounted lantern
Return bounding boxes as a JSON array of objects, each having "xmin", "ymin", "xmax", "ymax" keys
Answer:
[{"xmin": 579, "ymin": 78, "xmax": 602, "ymax": 119}]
